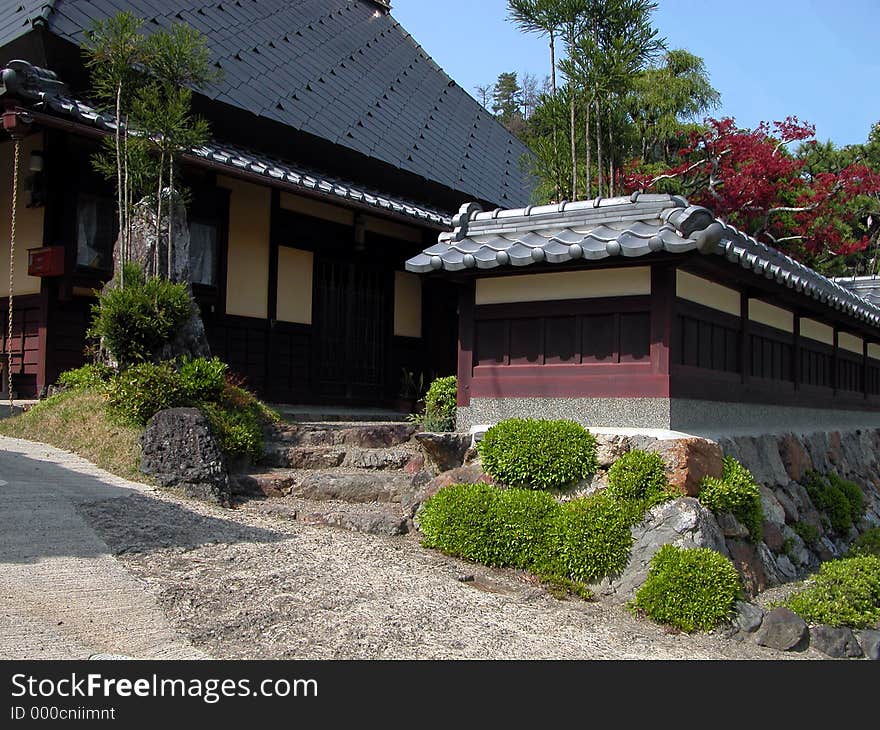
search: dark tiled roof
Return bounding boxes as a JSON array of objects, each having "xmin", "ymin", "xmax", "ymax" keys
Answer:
[
  {"xmin": 0, "ymin": 59, "xmax": 451, "ymax": 226},
  {"xmin": 406, "ymin": 194, "xmax": 880, "ymax": 329},
  {"xmin": 0, "ymin": 2, "xmax": 53, "ymax": 49},
  {"xmin": 0, "ymin": 0, "xmax": 534, "ymax": 208},
  {"xmin": 834, "ymin": 276, "xmax": 880, "ymax": 307}
]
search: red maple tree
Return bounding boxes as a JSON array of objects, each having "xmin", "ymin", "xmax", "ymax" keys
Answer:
[{"xmin": 624, "ymin": 117, "xmax": 880, "ymax": 265}]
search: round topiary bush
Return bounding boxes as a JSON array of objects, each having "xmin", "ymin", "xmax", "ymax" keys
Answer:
[
  {"xmin": 606, "ymin": 450, "xmax": 670, "ymax": 504},
  {"xmin": 782, "ymin": 554, "xmax": 880, "ymax": 628},
  {"xmin": 699, "ymin": 456, "xmax": 763, "ymax": 542},
  {"xmin": 419, "ymin": 375, "xmax": 458, "ymax": 432},
  {"xmin": 477, "ymin": 418, "xmax": 598, "ymax": 490},
  {"xmin": 89, "ymin": 263, "xmax": 193, "ymax": 367},
  {"xmin": 630, "ymin": 544, "xmax": 742, "ymax": 633}
]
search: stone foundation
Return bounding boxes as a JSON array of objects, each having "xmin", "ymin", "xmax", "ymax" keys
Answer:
[{"xmin": 458, "ymin": 396, "xmax": 880, "ymax": 437}]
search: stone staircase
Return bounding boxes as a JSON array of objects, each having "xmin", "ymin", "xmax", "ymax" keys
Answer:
[{"xmin": 231, "ymin": 420, "xmax": 431, "ymax": 536}]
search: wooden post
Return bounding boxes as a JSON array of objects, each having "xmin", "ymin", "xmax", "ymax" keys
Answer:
[
  {"xmin": 650, "ymin": 265, "xmax": 674, "ymax": 379},
  {"xmin": 832, "ymin": 327, "xmax": 839, "ymax": 397},
  {"xmin": 265, "ymin": 189, "xmax": 280, "ymax": 398},
  {"xmin": 792, "ymin": 314, "xmax": 801, "ymax": 391},
  {"xmin": 740, "ymin": 291, "xmax": 750, "ymax": 385},
  {"xmin": 457, "ymin": 280, "xmax": 475, "ymax": 407},
  {"xmin": 864, "ymin": 338, "xmax": 869, "ymax": 401}
]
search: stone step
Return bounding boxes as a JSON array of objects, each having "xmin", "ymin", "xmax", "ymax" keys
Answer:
[
  {"xmin": 247, "ymin": 497, "xmax": 413, "ymax": 537},
  {"xmin": 260, "ymin": 443, "xmax": 420, "ymax": 471},
  {"xmin": 231, "ymin": 468, "xmax": 424, "ymax": 505},
  {"xmin": 265, "ymin": 422, "xmax": 417, "ymax": 449}
]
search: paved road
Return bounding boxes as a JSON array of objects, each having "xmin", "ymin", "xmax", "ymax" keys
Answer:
[{"xmin": 0, "ymin": 436, "xmax": 207, "ymax": 660}]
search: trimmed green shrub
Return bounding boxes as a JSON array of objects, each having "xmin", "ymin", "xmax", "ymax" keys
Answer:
[
  {"xmin": 477, "ymin": 418, "xmax": 598, "ymax": 490},
  {"xmin": 89, "ymin": 263, "xmax": 192, "ymax": 367},
  {"xmin": 419, "ymin": 375, "xmax": 457, "ymax": 432},
  {"xmin": 418, "ymin": 482, "xmax": 498, "ymax": 564},
  {"xmin": 782, "ymin": 555, "xmax": 880, "ymax": 628},
  {"xmin": 792, "ymin": 521, "xmax": 820, "ymax": 545},
  {"xmin": 201, "ymin": 382, "xmax": 278, "ymax": 462},
  {"xmin": 630, "ymin": 544, "xmax": 742, "ymax": 633},
  {"xmin": 828, "ymin": 473, "xmax": 866, "ymax": 525},
  {"xmin": 419, "ymin": 483, "xmax": 559, "ymax": 569},
  {"xmin": 550, "ymin": 492, "xmax": 634, "ymax": 583},
  {"xmin": 107, "ymin": 362, "xmax": 186, "ymax": 425},
  {"xmin": 699, "ymin": 456, "xmax": 763, "ymax": 542},
  {"xmin": 57, "ymin": 363, "xmax": 114, "ymax": 391},
  {"xmin": 803, "ymin": 471, "xmax": 863, "ymax": 535},
  {"xmin": 606, "ymin": 450, "xmax": 670, "ymax": 504},
  {"xmin": 178, "ymin": 356, "xmax": 227, "ymax": 402},
  {"xmin": 849, "ymin": 528, "xmax": 880, "ymax": 557}
]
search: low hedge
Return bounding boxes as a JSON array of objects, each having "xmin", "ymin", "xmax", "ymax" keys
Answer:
[
  {"xmin": 419, "ymin": 474, "xmax": 666, "ymax": 594},
  {"xmin": 782, "ymin": 555, "xmax": 880, "ymax": 628},
  {"xmin": 630, "ymin": 544, "xmax": 742, "ymax": 633},
  {"xmin": 699, "ymin": 456, "xmax": 763, "ymax": 542},
  {"xmin": 477, "ymin": 418, "xmax": 598, "ymax": 490},
  {"xmin": 418, "ymin": 483, "xmax": 558, "ymax": 570},
  {"xmin": 550, "ymin": 493, "xmax": 635, "ymax": 584}
]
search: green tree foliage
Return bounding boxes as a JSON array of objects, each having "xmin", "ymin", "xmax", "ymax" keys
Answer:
[
  {"xmin": 83, "ymin": 14, "xmax": 220, "ymax": 279},
  {"xmin": 626, "ymin": 49, "xmax": 720, "ymax": 164}
]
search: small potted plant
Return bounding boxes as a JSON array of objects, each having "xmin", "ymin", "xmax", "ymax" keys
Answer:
[{"xmin": 396, "ymin": 368, "xmax": 424, "ymax": 414}]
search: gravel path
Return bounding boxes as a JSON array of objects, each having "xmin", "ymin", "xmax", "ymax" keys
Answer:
[
  {"xmin": 0, "ymin": 436, "xmax": 206, "ymax": 660},
  {"xmin": 1, "ymin": 435, "xmax": 823, "ymax": 660}
]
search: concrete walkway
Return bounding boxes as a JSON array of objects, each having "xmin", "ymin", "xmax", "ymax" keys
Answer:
[{"xmin": 0, "ymin": 436, "xmax": 208, "ymax": 660}]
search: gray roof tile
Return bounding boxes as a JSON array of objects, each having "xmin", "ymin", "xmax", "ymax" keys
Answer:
[
  {"xmin": 0, "ymin": 59, "xmax": 452, "ymax": 227},
  {"xmin": 0, "ymin": 0, "xmax": 534, "ymax": 207}
]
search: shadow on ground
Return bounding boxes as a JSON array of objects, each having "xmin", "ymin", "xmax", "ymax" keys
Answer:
[
  {"xmin": 0, "ymin": 446, "xmax": 287, "ymax": 563},
  {"xmin": 79, "ymin": 494, "xmax": 288, "ymax": 555}
]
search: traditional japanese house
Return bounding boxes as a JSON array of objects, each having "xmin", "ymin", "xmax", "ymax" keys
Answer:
[
  {"xmin": 406, "ymin": 196, "xmax": 880, "ymax": 434},
  {"xmin": 0, "ymin": 0, "xmax": 533, "ymax": 404}
]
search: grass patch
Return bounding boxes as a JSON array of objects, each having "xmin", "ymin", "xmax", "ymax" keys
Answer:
[{"xmin": 0, "ymin": 389, "xmax": 149, "ymax": 483}]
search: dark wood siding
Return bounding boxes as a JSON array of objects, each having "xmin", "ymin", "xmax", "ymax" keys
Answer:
[{"xmin": 0, "ymin": 294, "xmax": 45, "ymax": 398}]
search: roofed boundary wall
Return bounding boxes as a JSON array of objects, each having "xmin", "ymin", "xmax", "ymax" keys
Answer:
[{"xmin": 406, "ymin": 196, "xmax": 880, "ymax": 436}]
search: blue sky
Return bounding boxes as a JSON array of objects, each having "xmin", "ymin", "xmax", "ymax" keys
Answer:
[{"xmin": 393, "ymin": 0, "xmax": 879, "ymax": 146}]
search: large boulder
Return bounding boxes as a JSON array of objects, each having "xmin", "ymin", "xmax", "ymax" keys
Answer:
[
  {"xmin": 141, "ymin": 407, "xmax": 230, "ymax": 505},
  {"xmin": 726, "ymin": 539, "xmax": 768, "ymax": 596},
  {"xmin": 404, "ymin": 463, "xmax": 493, "ymax": 519},
  {"xmin": 646, "ymin": 438, "xmax": 723, "ymax": 496},
  {"xmin": 754, "ymin": 607, "xmax": 808, "ymax": 651},
  {"xmin": 810, "ymin": 625, "xmax": 863, "ymax": 659},
  {"xmin": 778, "ymin": 434, "xmax": 812, "ymax": 482},
  {"xmin": 733, "ymin": 601, "xmax": 765, "ymax": 634},
  {"xmin": 594, "ymin": 434, "xmax": 632, "ymax": 469},
  {"xmin": 857, "ymin": 630, "xmax": 880, "ymax": 660},
  {"xmin": 597, "ymin": 497, "xmax": 727, "ymax": 603},
  {"xmin": 415, "ymin": 432, "xmax": 472, "ymax": 474}
]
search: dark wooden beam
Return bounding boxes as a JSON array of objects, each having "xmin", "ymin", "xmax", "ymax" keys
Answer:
[{"xmin": 457, "ymin": 281, "xmax": 475, "ymax": 407}]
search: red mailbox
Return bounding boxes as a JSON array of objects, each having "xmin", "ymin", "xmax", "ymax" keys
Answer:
[{"xmin": 27, "ymin": 246, "xmax": 65, "ymax": 277}]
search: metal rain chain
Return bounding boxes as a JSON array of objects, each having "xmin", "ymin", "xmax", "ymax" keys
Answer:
[{"xmin": 5, "ymin": 137, "xmax": 19, "ymax": 410}]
